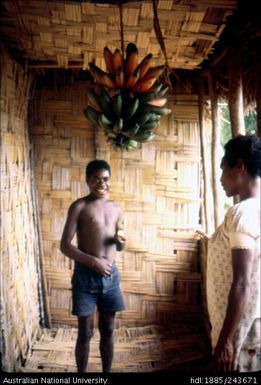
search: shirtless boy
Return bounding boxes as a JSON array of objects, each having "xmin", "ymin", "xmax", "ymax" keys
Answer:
[{"xmin": 60, "ymin": 160, "xmax": 125, "ymax": 372}]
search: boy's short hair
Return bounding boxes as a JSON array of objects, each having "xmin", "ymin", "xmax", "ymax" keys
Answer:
[
  {"xmin": 221, "ymin": 134, "xmax": 261, "ymax": 178},
  {"xmin": 86, "ymin": 160, "xmax": 111, "ymax": 179}
]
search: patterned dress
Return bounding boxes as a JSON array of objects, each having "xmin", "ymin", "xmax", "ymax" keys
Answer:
[{"xmin": 206, "ymin": 197, "xmax": 260, "ymax": 372}]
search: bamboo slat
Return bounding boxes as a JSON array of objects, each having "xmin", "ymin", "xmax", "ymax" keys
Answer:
[
  {"xmin": 0, "ymin": 1, "xmax": 236, "ymax": 70},
  {"xmin": 0, "ymin": 47, "xmax": 42, "ymax": 371},
  {"xmin": 20, "ymin": 325, "xmax": 209, "ymax": 372}
]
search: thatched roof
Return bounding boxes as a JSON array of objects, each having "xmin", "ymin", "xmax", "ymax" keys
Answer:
[{"xmin": 0, "ymin": 0, "xmax": 237, "ymax": 71}]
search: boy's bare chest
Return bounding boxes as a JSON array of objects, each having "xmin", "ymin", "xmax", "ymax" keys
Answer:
[{"xmin": 79, "ymin": 202, "xmax": 117, "ymax": 227}]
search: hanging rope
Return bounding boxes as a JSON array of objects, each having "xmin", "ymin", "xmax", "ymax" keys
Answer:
[
  {"xmin": 152, "ymin": 0, "xmax": 172, "ymax": 88},
  {"xmin": 119, "ymin": 2, "xmax": 125, "ymax": 55}
]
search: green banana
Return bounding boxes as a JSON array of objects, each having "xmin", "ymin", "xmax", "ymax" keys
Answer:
[
  {"xmin": 113, "ymin": 118, "xmax": 124, "ymax": 134},
  {"xmin": 112, "ymin": 94, "xmax": 122, "ymax": 117},
  {"xmin": 159, "ymin": 86, "xmax": 169, "ymax": 96},
  {"xmin": 99, "ymin": 89, "xmax": 112, "ymax": 116},
  {"xmin": 133, "ymin": 112, "xmax": 152, "ymax": 126},
  {"xmin": 86, "ymin": 89, "xmax": 101, "ymax": 110},
  {"xmin": 125, "ymin": 97, "xmax": 139, "ymax": 119},
  {"xmin": 139, "ymin": 120, "xmax": 159, "ymax": 132},
  {"xmin": 84, "ymin": 106, "xmax": 100, "ymax": 126},
  {"xmin": 133, "ymin": 130, "xmax": 155, "ymax": 142},
  {"xmin": 138, "ymin": 92, "xmax": 157, "ymax": 103},
  {"xmin": 148, "ymin": 113, "xmax": 161, "ymax": 122},
  {"xmin": 122, "ymin": 123, "xmax": 140, "ymax": 138},
  {"xmin": 127, "ymin": 139, "xmax": 138, "ymax": 148},
  {"xmin": 99, "ymin": 114, "xmax": 113, "ymax": 130},
  {"xmin": 141, "ymin": 105, "xmax": 172, "ymax": 116}
]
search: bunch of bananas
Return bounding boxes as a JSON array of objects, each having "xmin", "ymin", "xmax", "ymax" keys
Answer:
[{"xmin": 84, "ymin": 43, "xmax": 171, "ymax": 150}]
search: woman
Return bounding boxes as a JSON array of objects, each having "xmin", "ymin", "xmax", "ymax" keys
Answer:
[{"xmin": 206, "ymin": 134, "xmax": 260, "ymax": 372}]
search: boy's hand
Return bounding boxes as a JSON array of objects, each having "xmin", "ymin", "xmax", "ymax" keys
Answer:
[
  {"xmin": 92, "ymin": 258, "xmax": 112, "ymax": 276},
  {"xmin": 114, "ymin": 229, "xmax": 126, "ymax": 251}
]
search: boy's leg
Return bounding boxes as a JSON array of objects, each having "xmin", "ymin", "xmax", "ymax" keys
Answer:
[
  {"xmin": 98, "ymin": 312, "xmax": 115, "ymax": 372},
  {"xmin": 76, "ymin": 315, "xmax": 94, "ymax": 372}
]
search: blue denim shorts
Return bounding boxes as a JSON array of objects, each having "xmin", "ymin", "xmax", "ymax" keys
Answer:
[{"xmin": 71, "ymin": 262, "xmax": 125, "ymax": 316}]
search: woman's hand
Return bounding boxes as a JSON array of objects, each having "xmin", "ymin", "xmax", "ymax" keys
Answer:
[{"xmin": 214, "ymin": 338, "xmax": 234, "ymax": 372}]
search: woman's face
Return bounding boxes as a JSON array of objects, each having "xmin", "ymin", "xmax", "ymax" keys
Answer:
[{"xmin": 220, "ymin": 160, "xmax": 242, "ymax": 197}]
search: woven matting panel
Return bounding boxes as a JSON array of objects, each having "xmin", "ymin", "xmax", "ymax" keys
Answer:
[
  {"xmin": 21, "ymin": 325, "xmax": 210, "ymax": 372},
  {"xmin": 0, "ymin": 0, "xmax": 237, "ymax": 70},
  {"xmin": 0, "ymin": 47, "xmax": 41, "ymax": 371},
  {"xmin": 30, "ymin": 82, "xmax": 203, "ymax": 329}
]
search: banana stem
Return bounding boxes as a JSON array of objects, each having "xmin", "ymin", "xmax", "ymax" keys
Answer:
[{"xmin": 119, "ymin": 2, "xmax": 125, "ymax": 56}]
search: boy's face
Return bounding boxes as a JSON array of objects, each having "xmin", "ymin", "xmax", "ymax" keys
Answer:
[{"xmin": 87, "ymin": 168, "xmax": 111, "ymax": 198}]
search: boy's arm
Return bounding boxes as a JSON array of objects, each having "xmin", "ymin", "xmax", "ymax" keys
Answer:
[
  {"xmin": 114, "ymin": 206, "xmax": 126, "ymax": 251},
  {"xmin": 60, "ymin": 201, "xmax": 112, "ymax": 276}
]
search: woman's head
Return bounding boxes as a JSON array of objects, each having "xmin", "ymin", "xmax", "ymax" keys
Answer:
[
  {"xmin": 221, "ymin": 135, "xmax": 261, "ymax": 178},
  {"xmin": 220, "ymin": 135, "xmax": 261, "ymax": 197}
]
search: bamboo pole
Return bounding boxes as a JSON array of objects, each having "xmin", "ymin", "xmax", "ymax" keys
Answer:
[
  {"xmin": 198, "ymin": 77, "xmax": 210, "ymax": 233},
  {"xmin": 256, "ymin": 51, "xmax": 261, "ymax": 137},
  {"xmin": 227, "ymin": 46, "xmax": 245, "ymax": 137},
  {"xmin": 207, "ymin": 70, "xmax": 222, "ymax": 228}
]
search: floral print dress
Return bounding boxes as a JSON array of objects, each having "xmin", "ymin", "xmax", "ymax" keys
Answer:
[{"xmin": 206, "ymin": 198, "xmax": 260, "ymax": 372}]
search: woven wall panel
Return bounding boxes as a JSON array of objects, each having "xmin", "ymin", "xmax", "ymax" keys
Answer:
[
  {"xmin": 0, "ymin": 48, "xmax": 42, "ymax": 371},
  {"xmin": 29, "ymin": 81, "xmax": 203, "ymax": 329}
]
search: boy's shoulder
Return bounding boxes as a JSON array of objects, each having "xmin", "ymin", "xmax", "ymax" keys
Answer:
[{"xmin": 69, "ymin": 196, "xmax": 88, "ymax": 210}]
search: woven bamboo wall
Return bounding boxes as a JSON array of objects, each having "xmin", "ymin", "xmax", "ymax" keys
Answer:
[
  {"xmin": 0, "ymin": 47, "xmax": 42, "ymax": 371},
  {"xmin": 29, "ymin": 81, "xmax": 202, "ymax": 329}
]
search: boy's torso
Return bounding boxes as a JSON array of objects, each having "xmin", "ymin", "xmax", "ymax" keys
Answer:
[{"xmin": 76, "ymin": 197, "xmax": 120, "ymax": 263}]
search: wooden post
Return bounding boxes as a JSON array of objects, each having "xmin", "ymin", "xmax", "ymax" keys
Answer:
[
  {"xmin": 256, "ymin": 50, "xmax": 261, "ymax": 137},
  {"xmin": 208, "ymin": 70, "xmax": 222, "ymax": 228},
  {"xmin": 198, "ymin": 77, "xmax": 210, "ymax": 234},
  {"xmin": 228, "ymin": 46, "xmax": 245, "ymax": 137}
]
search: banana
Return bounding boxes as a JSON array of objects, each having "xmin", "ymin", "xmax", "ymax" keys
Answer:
[
  {"xmin": 112, "ymin": 94, "xmax": 122, "ymax": 116},
  {"xmin": 122, "ymin": 123, "xmax": 140, "ymax": 138},
  {"xmin": 103, "ymin": 46, "xmax": 114, "ymax": 74},
  {"xmin": 124, "ymin": 97, "xmax": 139, "ymax": 119},
  {"xmin": 126, "ymin": 68, "xmax": 140, "ymax": 89},
  {"xmin": 125, "ymin": 51, "xmax": 139, "ymax": 78},
  {"xmin": 141, "ymin": 65, "xmax": 165, "ymax": 81},
  {"xmin": 138, "ymin": 92, "xmax": 157, "ymax": 103},
  {"xmin": 106, "ymin": 131, "xmax": 117, "ymax": 139},
  {"xmin": 131, "ymin": 111, "xmax": 151, "ymax": 126},
  {"xmin": 99, "ymin": 89, "xmax": 112, "ymax": 116},
  {"xmin": 84, "ymin": 106, "xmax": 100, "ymax": 126},
  {"xmin": 140, "ymin": 104, "xmax": 172, "ymax": 116},
  {"xmin": 113, "ymin": 49, "xmax": 124, "ymax": 74},
  {"xmin": 89, "ymin": 63, "xmax": 116, "ymax": 89},
  {"xmin": 146, "ymin": 98, "xmax": 167, "ymax": 107},
  {"xmin": 113, "ymin": 117, "xmax": 124, "ymax": 134},
  {"xmin": 86, "ymin": 89, "xmax": 102, "ymax": 112},
  {"xmin": 115, "ymin": 66, "xmax": 125, "ymax": 88},
  {"xmin": 127, "ymin": 139, "xmax": 138, "ymax": 148},
  {"xmin": 139, "ymin": 120, "xmax": 159, "ymax": 132},
  {"xmin": 158, "ymin": 86, "xmax": 169, "ymax": 96},
  {"xmin": 149, "ymin": 82, "xmax": 163, "ymax": 94},
  {"xmin": 133, "ymin": 130, "xmax": 155, "ymax": 142},
  {"xmin": 125, "ymin": 42, "xmax": 138, "ymax": 57},
  {"xmin": 132, "ymin": 77, "xmax": 158, "ymax": 93},
  {"xmin": 147, "ymin": 113, "xmax": 161, "ymax": 122},
  {"xmin": 136, "ymin": 53, "xmax": 153, "ymax": 79},
  {"xmin": 99, "ymin": 114, "xmax": 113, "ymax": 130}
]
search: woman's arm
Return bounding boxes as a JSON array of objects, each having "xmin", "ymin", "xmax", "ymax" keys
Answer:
[{"xmin": 213, "ymin": 248, "xmax": 254, "ymax": 372}]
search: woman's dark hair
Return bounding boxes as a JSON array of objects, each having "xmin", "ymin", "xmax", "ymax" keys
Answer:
[
  {"xmin": 221, "ymin": 135, "xmax": 261, "ymax": 178},
  {"xmin": 86, "ymin": 160, "xmax": 111, "ymax": 178}
]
